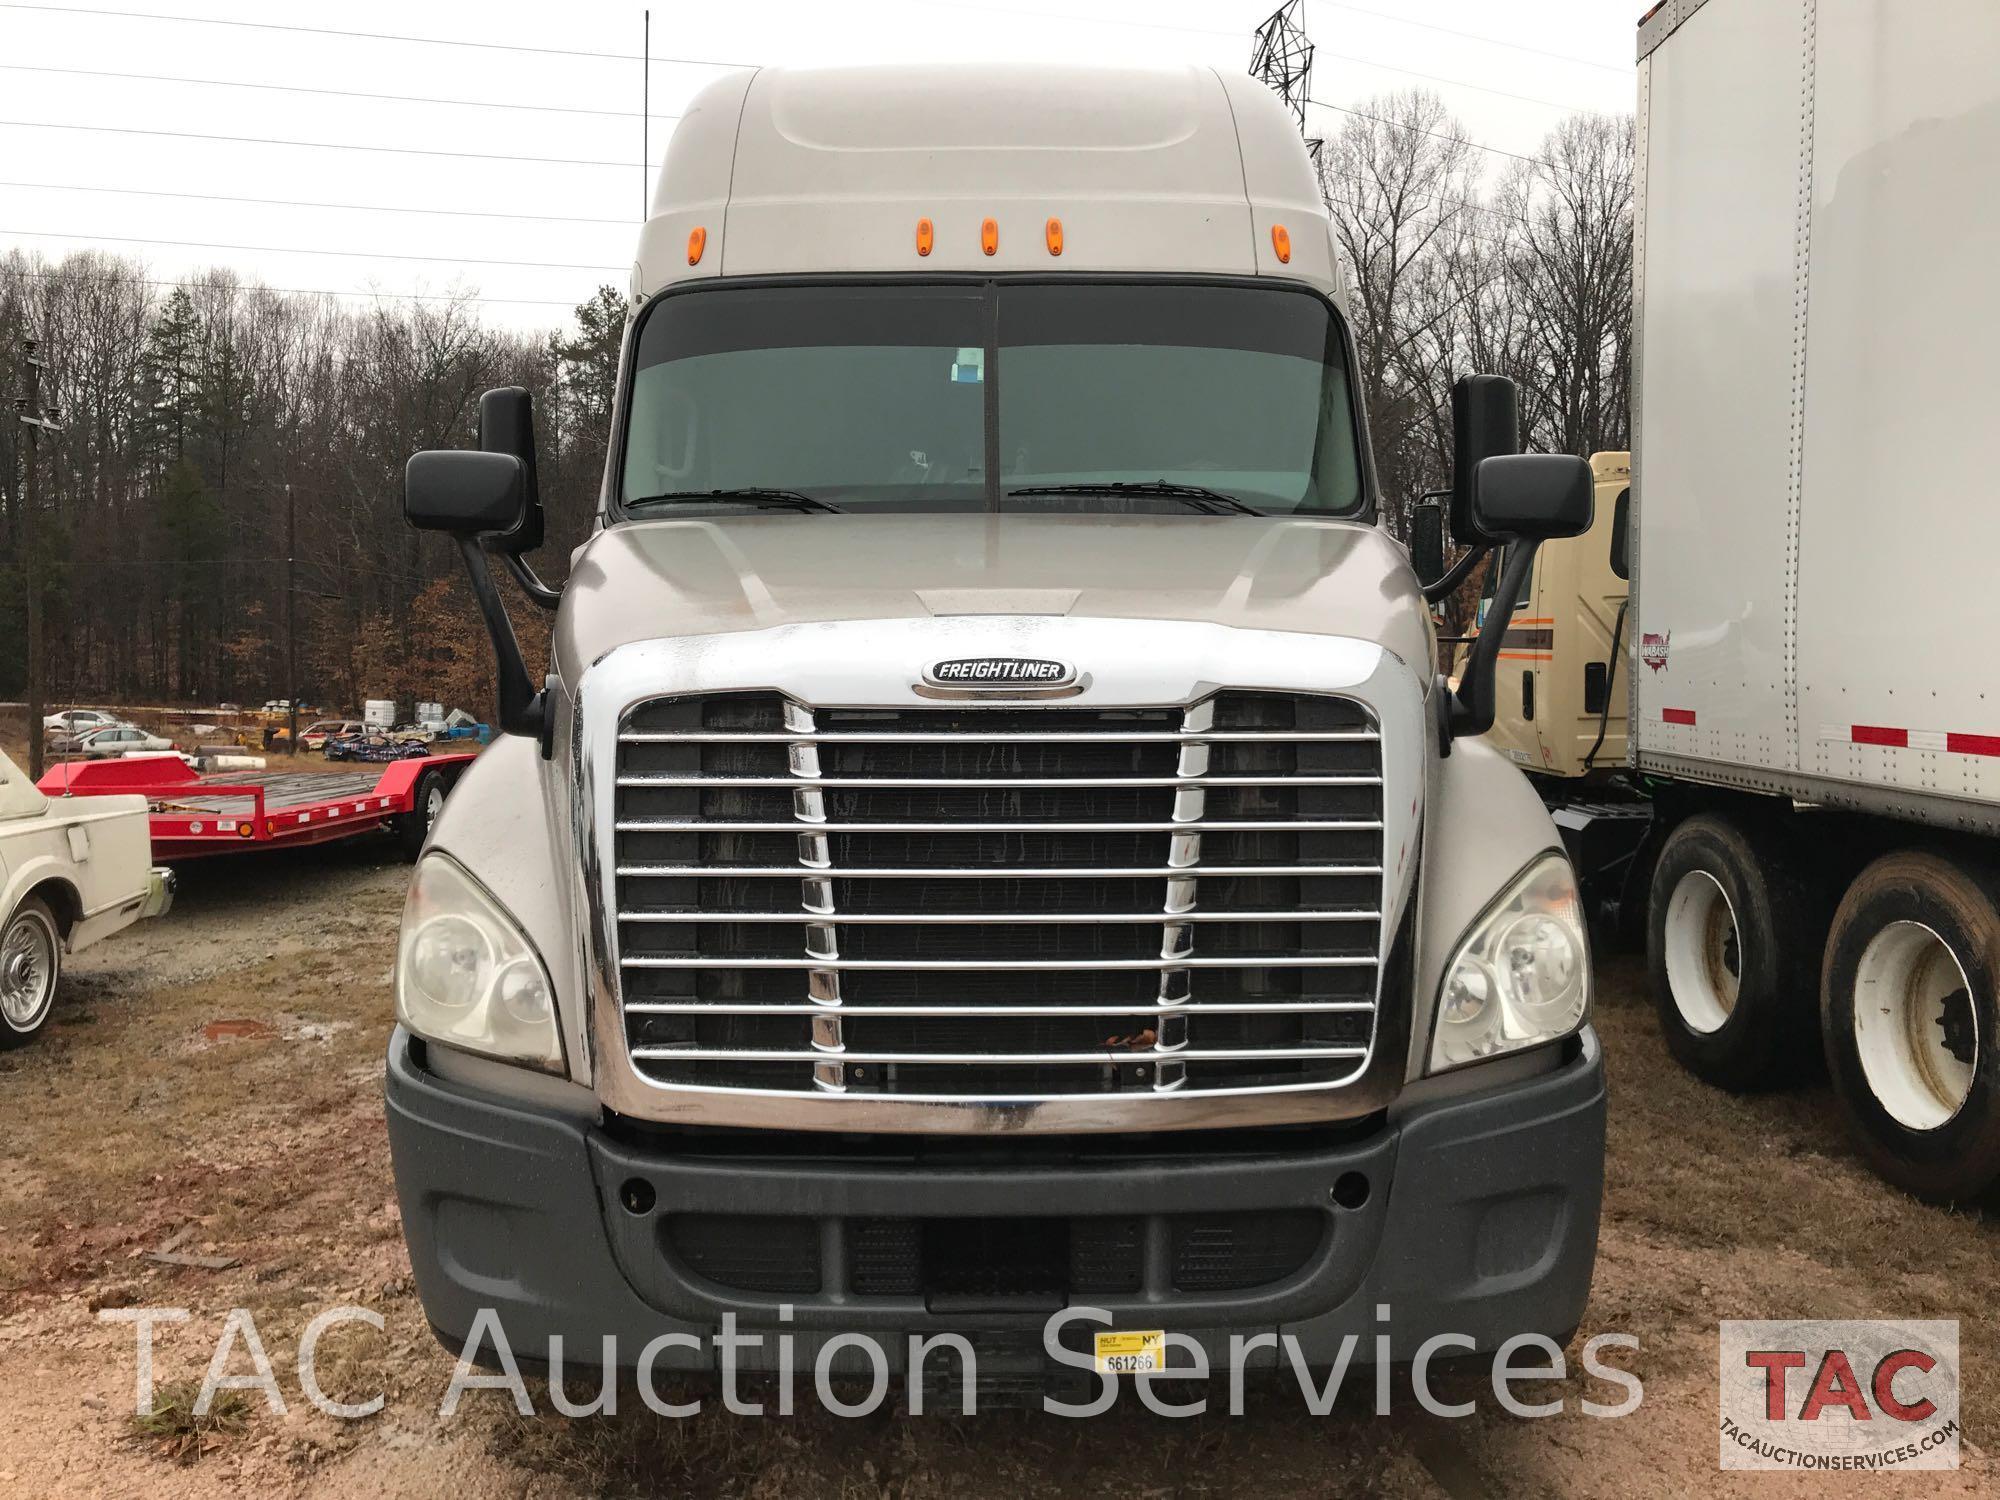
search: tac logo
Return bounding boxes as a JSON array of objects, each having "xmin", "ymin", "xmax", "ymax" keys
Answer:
[
  {"xmin": 1719, "ymin": 1320, "xmax": 1959, "ymax": 1471},
  {"xmin": 1640, "ymin": 629, "xmax": 1671, "ymax": 673}
]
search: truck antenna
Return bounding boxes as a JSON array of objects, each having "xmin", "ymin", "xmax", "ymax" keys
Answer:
[{"xmin": 642, "ymin": 9, "xmax": 651, "ymax": 221}]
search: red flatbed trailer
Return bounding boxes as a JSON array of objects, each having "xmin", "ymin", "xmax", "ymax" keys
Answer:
[{"xmin": 34, "ymin": 752, "xmax": 477, "ymax": 861}]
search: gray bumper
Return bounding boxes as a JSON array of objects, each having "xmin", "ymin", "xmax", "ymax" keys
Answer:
[
  {"xmin": 385, "ymin": 1027, "xmax": 1604, "ymax": 1373},
  {"xmin": 141, "ymin": 867, "xmax": 176, "ymax": 920}
]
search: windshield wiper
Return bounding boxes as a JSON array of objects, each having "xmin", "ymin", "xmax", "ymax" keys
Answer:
[
  {"xmin": 628, "ymin": 487, "xmax": 846, "ymax": 514},
  {"xmin": 1004, "ymin": 481, "xmax": 1264, "ymax": 516}
]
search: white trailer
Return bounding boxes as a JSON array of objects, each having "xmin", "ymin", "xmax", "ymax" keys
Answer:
[{"xmin": 1633, "ymin": 0, "xmax": 2000, "ymax": 1199}]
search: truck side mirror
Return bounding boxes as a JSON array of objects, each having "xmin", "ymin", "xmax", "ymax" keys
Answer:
[
  {"xmin": 477, "ymin": 386, "xmax": 561, "ymax": 609},
  {"xmin": 478, "ymin": 386, "xmax": 545, "ymax": 556},
  {"xmin": 404, "ymin": 450, "xmax": 527, "ymax": 535},
  {"xmin": 1408, "ymin": 500, "xmax": 1446, "ymax": 587},
  {"xmin": 1449, "ymin": 374, "xmax": 1520, "ymax": 545},
  {"xmin": 403, "ymin": 450, "xmax": 543, "ymax": 745},
  {"xmin": 1470, "ymin": 453, "xmax": 1595, "ymax": 540},
  {"xmin": 1445, "ymin": 453, "xmax": 1594, "ymax": 741}
]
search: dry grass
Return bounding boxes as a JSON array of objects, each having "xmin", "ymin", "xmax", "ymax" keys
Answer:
[{"xmin": 130, "ymin": 1379, "xmax": 254, "ymax": 1466}]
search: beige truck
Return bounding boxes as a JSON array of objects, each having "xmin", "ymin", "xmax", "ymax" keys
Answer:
[
  {"xmin": 1467, "ymin": 453, "xmax": 1631, "ymax": 781},
  {"xmin": 1420, "ymin": 454, "xmax": 1644, "ymax": 938},
  {"xmin": 0, "ymin": 748, "xmax": 173, "ymax": 1046}
]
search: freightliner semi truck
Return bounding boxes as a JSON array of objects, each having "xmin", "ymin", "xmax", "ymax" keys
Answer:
[
  {"xmin": 384, "ymin": 63, "xmax": 1606, "ymax": 1387},
  {"xmin": 1427, "ymin": 0, "xmax": 2000, "ymax": 1207}
]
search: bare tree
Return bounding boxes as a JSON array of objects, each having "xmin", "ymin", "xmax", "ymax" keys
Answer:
[
  {"xmin": 1492, "ymin": 113, "xmax": 1634, "ymax": 458},
  {"xmin": 1318, "ymin": 90, "xmax": 1483, "ymax": 533}
]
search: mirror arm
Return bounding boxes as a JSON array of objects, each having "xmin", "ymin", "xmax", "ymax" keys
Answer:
[
  {"xmin": 502, "ymin": 550, "xmax": 563, "ymax": 611},
  {"xmin": 1420, "ymin": 542, "xmax": 1490, "ymax": 603},
  {"xmin": 455, "ymin": 535, "xmax": 548, "ymax": 749},
  {"xmin": 1449, "ymin": 537, "xmax": 1540, "ymax": 737}
]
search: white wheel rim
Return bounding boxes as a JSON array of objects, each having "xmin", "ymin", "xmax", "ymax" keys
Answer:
[
  {"xmin": 424, "ymin": 784, "xmax": 445, "ymax": 829},
  {"xmin": 1664, "ymin": 868, "xmax": 1741, "ymax": 1034},
  {"xmin": 1, "ymin": 910, "xmax": 57, "ymax": 1031},
  {"xmin": 1853, "ymin": 920, "xmax": 1977, "ymax": 1132}
]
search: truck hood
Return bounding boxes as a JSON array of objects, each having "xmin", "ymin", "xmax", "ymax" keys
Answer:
[{"xmin": 554, "ymin": 514, "xmax": 1431, "ymax": 684}]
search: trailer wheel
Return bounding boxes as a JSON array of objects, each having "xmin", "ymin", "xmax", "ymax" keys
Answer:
[
  {"xmin": 1821, "ymin": 851, "xmax": 2000, "ymax": 1204},
  {"xmin": 0, "ymin": 897, "xmax": 61, "ymax": 1048},
  {"xmin": 398, "ymin": 769, "xmax": 448, "ymax": 863},
  {"xmin": 1646, "ymin": 812, "xmax": 1820, "ymax": 1090}
]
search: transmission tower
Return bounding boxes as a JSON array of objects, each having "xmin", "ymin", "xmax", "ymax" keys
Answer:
[{"xmin": 1251, "ymin": 0, "xmax": 1323, "ymax": 165}]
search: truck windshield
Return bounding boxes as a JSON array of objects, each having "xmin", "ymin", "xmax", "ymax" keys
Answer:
[{"xmin": 619, "ymin": 281, "xmax": 1365, "ymax": 517}]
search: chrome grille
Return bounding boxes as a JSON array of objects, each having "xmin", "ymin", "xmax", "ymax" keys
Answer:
[{"xmin": 611, "ymin": 692, "xmax": 1385, "ymax": 1099}]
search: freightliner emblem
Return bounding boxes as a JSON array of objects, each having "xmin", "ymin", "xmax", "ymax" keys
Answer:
[{"xmin": 922, "ymin": 657, "xmax": 1077, "ymax": 690}]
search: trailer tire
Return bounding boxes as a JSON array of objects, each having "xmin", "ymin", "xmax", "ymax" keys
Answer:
[
  {"xmin": 1821, "ymin": 851, "xmax": 2000, "ymax": 1204},
  {"xmin": 1646, "ymin": 812, "xmax": 1819, "ymax": 1091},
  {"xmin": 398, "ymin": 769, "xmax": 448, "ymax": 864},
  {"xmin": 0, "ymin": 896, "xmax": 62, "ymax": 1048}
]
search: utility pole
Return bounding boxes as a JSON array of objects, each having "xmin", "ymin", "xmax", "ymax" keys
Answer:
[
  {"xmin": 642, "ymin": 9, "xmax": 652, "ymax": 220},
  {"xmin": 15, "ymin": 336, "xmax": 61, "ymax": 783},
  {"xmin": 285, "ymin": 481, "xmax": 298, "ymax": 754},
  {"xmin": 1251, "ymin": 1, "xmax": 1324, "ymax": 167}
]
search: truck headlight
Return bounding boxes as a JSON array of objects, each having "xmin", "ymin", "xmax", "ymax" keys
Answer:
[
  {"xmin": 396, "ymin": 853, "xmax": 562, "ymax": 1073},
  {"xmin": 1428, "ymin": 852, "xmax": 1590, "ymax": 1073}
]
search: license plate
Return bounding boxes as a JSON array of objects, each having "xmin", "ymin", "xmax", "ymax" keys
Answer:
[{"xmin": 1093, "ymin": 1329, "xmax": 1166, "ymax": 1374}]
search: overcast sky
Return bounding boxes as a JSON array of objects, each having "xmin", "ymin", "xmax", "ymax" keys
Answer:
[{"xmin": 0, "ymin": 0, "xmax": 1637, "ymax": 330}]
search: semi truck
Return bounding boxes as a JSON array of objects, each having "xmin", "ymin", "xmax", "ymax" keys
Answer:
[
  {"xmin": 1629, "ymin": 0, "xmax": 2000, "ymax": 1203},
  {"xmin": 1432, "ymin": 0, "xmax": 2000, "ymax": 1207},
  {"xmin": 384, "ymin": 63, "xmax": 1606, "ymax": 1387}
]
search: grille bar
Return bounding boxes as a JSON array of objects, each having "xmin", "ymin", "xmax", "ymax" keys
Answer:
[
  {"xmin": 616, "ymin": 818, "xmax": 1385, "ymax": 834},
  {"xmin": 618, "ymin": 864, "xmax": 1386, "ymax": 879},
  {"xmin": 630, "ymin": 1046, "xmax": 1370, "ymax": 1065},
  {"xmin": 620, "ymin": 729, "xmax": 1380, "ymax": 744},
  {"xmin": 621, "ymin": 909, "xmax": 1376, "ymax": 925},
  {"xmin": 616, "ymin": 774, "xmax": 1383, "ymax": 789},
  {"xmin": 625, "ymin": 1000, "xmax": 1377, "ymax": 1016},
  {"xmin": 622, "ymin": 954, "xmax": 1379, "ymax": 970}
]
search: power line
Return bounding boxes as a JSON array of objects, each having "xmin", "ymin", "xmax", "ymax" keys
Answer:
[
  {"xmin": 10, "ymin": 268, "xmax": 587, "ymax": 310},
  {"xmin": 0, "ymin": 62, "xmax": 686, "ymax": 121},
  {"xmin": 0, "ymin": 118, "xmax": 640, "ymax": 168},
  {"xmin": 1308, "ymin": 97, "xmax": 1548, "ymax": 170},
  {"xmin": 1309, "ymin": 1, "xmax": 1626, "ymax": 75},
  {"xmin": 1307, "ymin": 98, "xmax": 1628, "ymax": 204},
  {"xmin": 2, "ymin": 228, "xmax": 621, "ymax": 272},
  {"xmin": 1311, "ymin": 45, "xmax": 1600, "ymax": 114},
  {"xmin": 907, "ymin": 0, "xmax": 1241, "ymax": 36},
  {"xmin": 0, "ymin": 3, "xmax": 756, "ymax": 67},
  {"xmin": 0, "ymin": 180, "xmax": 635, "ymax": 227}
]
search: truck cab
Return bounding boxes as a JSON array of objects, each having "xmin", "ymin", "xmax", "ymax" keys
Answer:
[
  {"xmin": 384, "ymin": 64, "xmax": 1605, "ymax": 1386},
  {"xmin": 1471, "ymin": 453, "xmax": 1631, "ymax": 781}
]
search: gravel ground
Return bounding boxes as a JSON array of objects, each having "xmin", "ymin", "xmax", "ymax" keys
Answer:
[{"xmin": 0, "ymin": 836, "xmax": 1995, "ymax": 1497}]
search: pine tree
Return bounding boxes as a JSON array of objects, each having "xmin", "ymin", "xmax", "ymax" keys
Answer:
[{"xmin": 136, "ymin": 287, "xmax": 203, "ymax": 475}]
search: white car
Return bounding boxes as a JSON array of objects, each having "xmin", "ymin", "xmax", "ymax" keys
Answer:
[
  {"xmin": 42, "ymin": 709, "xmax": 126, "ymax": 736},
  {"xmin": 73, "ymin": 726, "xmax": 177, "ymax": 759},
  {"xmin": 0, "ymin": 747, "xmax": 172, "ymax": 1047}
]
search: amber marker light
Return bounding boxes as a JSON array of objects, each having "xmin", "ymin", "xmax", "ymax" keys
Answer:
[
  {"xmin": 1045, "ymin": 217, "xmax": 1063, "ymax": 256},
  {"xmin": 916, "ymin": 217, "xmax": 934, "ymax": 256},
  {"xmin": 686, "ymin": 226, "xmax": 707, "ymax": 265},
  {"xmin": 1271, "ymin": 223, "xmax": 1292, "ymax": 263},
  {"xmin": 981, "ymin": 217, "xmax": 999, "ymax": 256}
]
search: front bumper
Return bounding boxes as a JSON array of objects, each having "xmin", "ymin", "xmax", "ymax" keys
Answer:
[
  {"xmin": 385, "ymin": 1026, "xmax": 1605, "ymax": 1372},
  {"xmin": 141, "ymin": 867, "xmax": 176, "ymax": 920}
]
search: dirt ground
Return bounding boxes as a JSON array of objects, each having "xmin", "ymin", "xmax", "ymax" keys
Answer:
[{"xmin": 1, "ymin": 833, "xmax": 1996, "ymax": 1497}]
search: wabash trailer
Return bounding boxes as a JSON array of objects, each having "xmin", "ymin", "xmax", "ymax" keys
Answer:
[
  {"xmin": 1623, "ymin": 0, "xmax": 2000, "ymax": 1201},
  {"xmin": 35, "ymin": 752, "xmax": 475, "ymax": 863}
]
